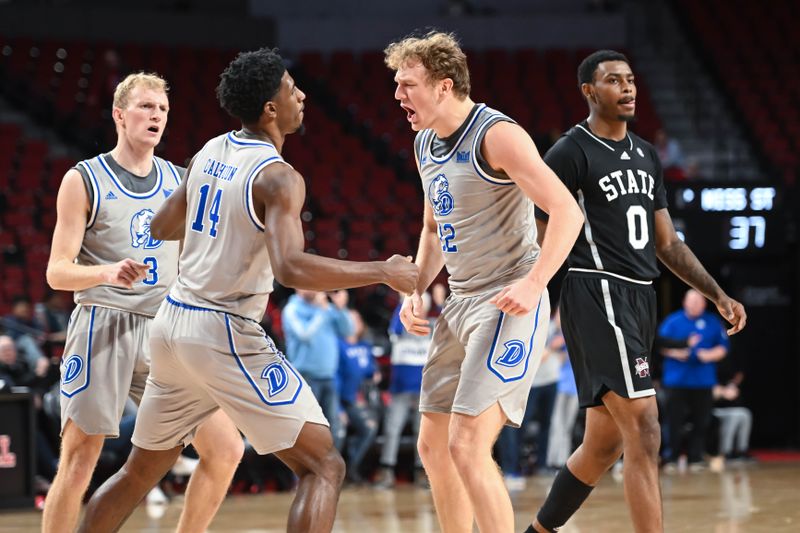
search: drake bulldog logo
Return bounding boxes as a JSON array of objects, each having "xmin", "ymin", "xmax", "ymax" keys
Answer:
[{"xmin": 130, "ymin": 209, "xmax": 163, "ymax": 250}]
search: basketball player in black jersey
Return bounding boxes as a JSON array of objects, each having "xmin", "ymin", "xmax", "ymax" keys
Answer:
[{"xmin": 527, "ymin": 50, "xmax": 747, "ymax": 533}]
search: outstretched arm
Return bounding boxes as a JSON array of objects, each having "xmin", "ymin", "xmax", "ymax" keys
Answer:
[
  {"xmin": 47, "ymin": 169, "xmax": 148, "ymax": 290},
  {"xmin": 654, "ymin": 208, "xmax": 746, "ymax": 334},
  {"xmin": 254, "ymin": 163, "xmax": 418, "ymax": 293}
]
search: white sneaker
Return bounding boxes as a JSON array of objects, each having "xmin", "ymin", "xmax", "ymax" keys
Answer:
[
  {"xmin": 147, "ymin": 485, "xmax": 168, "ymax": 505},
  {"xmin": 171, "ymin": 455, "xmax": 199, "ymax": 477}
]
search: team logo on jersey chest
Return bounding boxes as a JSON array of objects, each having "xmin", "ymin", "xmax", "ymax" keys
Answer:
[
  {"xmin": 130, "ymin": 209, "xmax": 163, "ymax": 250},
  {"xmin": 428, "ymin": 173, "xmax": 454, "ymax": 216}
]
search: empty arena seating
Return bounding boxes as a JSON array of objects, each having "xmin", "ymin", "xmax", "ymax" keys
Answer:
[
  {"xmin": 0, "ymin": 38, "xmax": 661, "ymax": 306},
  {"xmin": 676, "ymin": 0, "xmax": 799, "ymax": 182}
]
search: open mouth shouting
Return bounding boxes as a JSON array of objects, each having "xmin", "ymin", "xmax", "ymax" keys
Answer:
[{"xmin": 400, "ymin": 103, "xmax": 417, "ymax": 123}]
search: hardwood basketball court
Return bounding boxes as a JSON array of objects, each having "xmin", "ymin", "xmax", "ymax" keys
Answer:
[{"xmin": 3, "ymin": 462, "xmax": 799, "ymax": 531}]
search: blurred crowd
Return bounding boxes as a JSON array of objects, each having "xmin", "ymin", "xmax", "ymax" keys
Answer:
[{"xmin": 0, "ymin": 284, "xmax": 753, "ymax": 501}]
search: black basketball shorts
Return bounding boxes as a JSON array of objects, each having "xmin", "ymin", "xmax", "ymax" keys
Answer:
[{"xmin": 560, "ymin": 271, "xmax": 657, "ymax": 408}]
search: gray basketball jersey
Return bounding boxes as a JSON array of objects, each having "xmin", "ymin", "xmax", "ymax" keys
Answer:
[
  {"xmin": 415, "ymin": 104, "xmax": 540, "ymax": 296},
  {"xmin": 170, "ymin": 132, "xmax": 285, "ymax": 322},
  {"xmin": 74, "ymin": 155, "xmax": 182, "ymax": 316}
]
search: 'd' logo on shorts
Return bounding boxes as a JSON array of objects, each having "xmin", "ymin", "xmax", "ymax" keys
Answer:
[
  {"xmin": 62, "ymin": 355, "xmax": 84, "ymax": 385},
  {"xmin": 260, "ymin": 363, "xmax": 289, "ymax": 397},
  {"xmin": 495, "ymin": 340, "xmax": 526, "ymax": 367}
]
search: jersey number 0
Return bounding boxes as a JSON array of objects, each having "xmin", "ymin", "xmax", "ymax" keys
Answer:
[{"xmin": 626, "ymin": 205, "xmax": 648, "ymax": 249}]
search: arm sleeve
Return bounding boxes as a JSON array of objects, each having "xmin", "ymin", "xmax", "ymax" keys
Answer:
[
  {"xmin": 656, "ymin": 335, "xmax": 690, "ymax": 349},
  {"xmin": 535, "ymin": 135, "xmax": 586, "ymax": 222}
]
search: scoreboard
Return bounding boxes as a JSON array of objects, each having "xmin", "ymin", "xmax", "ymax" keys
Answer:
[{"xmin": 668, "ymin": 184, "xmax": 786, "ymax": 256}]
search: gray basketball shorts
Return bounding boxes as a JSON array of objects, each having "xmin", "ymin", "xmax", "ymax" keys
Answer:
[
  {"xmin": 132, "ymin": 297, "xmax": 328, "ymax": 455},
  {"xmin": 420, "ymin": 286, "xmax": 550, "ymax": 427},
  {"xmin": 60, "ymin": 304, "xmax": 151, "ymax": 437}
]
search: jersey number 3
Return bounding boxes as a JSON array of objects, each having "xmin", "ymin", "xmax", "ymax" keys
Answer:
[
  {"xmin": 191, "ymin": 184, "xmax": 223, "ymax": 238},
  {"xmin": 626, "ymin": 205, "xmax": 649, "ymax": 249}
]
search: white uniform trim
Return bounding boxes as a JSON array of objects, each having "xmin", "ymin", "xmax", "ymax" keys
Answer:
[
  {"xmin": 244, "ymin": 156, "xmax": 285, "ymax": 231},
  {"xmin": 429, "ymin": 104, "xmax": 487, "ymax": 164},
  {"xmin": 600, "ymin": 279, "xmax": 655, "ymax": 399},
  {"xmin": 577, "ymin": 190, "xmax": 604, "ymax": 269},
  {"xmin": 569, "ymin": 267, "xmax": 652, "ymax": 285},
  {"xmin": 576, "ymin": 124, "xmax": 615, "ymax": 152}
]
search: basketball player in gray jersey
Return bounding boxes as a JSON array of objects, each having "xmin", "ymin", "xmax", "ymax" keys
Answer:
[
  {"xmin": 44, "ymin": 73, "xmax": 244, "ymax": 533},
  {"xmin": 78, "ymin": 48, "xmax": 418, "ymax": 533},
  {"xmin": 385, "ymin": 31, "xmax": 584, "ymax": 532}
]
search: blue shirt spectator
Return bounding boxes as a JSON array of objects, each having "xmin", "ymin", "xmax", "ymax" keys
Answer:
[
  {"xmin": 387, "ymin": 304, "xmax": 430, "ymax": 394},
  {"xmin": 338, "ymin": 339, "xmax": 375, "ymax": 405},
  {"xmin": 659, "ymin": 292, "xmax": 730, "ymax": 388},
  {"xmin": 282, "ymin": 290, "xmax": 353, "ymax": 380}
]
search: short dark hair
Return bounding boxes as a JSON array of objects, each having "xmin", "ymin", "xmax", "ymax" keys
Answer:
[
  {"xmin": 577, "ymin": 50, "xmax": 630, "ymax": 87},
  {"xmin": 216, "ymin": 48, "xmax": 286, "ymax": 124}
]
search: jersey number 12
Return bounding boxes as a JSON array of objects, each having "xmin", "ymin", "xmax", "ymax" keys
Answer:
[{"xmin": 438, "ymin": 223, "xmax": 458, "ymax": 253}]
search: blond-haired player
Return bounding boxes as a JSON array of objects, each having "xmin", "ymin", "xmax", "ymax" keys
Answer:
[
  {"xmin": 386, "ymin": 31, "xmax": 584, "ymax": 532},
  {"xmin": 44, "ymin": 72, "xmax": 243, "ymax": 533}
]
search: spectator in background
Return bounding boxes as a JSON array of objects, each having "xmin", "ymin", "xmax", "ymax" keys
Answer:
[
  {"xmin": 547, "ymin": 360, "xmax": 579, "ymax": 469},
  {"xmin": 2, "ymin": 295, "xmax": 48, "ymax": 368},
  {"xmin": 654, "ymin": 128, "xmax": 687, "ymax": 181},
  {"xmin": 35, "ymin": 290, "xmax": 71, "ymax": 356},
  {"xmin": 0, "ymin": 334, "xmax": 50, "ymax": 391},
  {"xmin": 430, "ymin": 282, "xmax": 447, "ymax": 316},
  {"xmin": 282, "ymin": 289, "xmax": 354, "ymax": 439},
  {"xmin": 684, "ymin": 158, "xmax": 703, "ymax": 181},
  {"xmin": 337, "ymin": 309, "xmax": 380, "ymax": 484},
  {"xmin": 659, "ymin": 289, "xmax": 730, "ymax": 472},
  {"xmin": 0, "ymin": 334, "xmax": 59, "ymax": 489},
  {"xmin": 374, "ymin": 292, "xmax": 433, "ymax": 489},
  {"xmin": 712, "ymin": 353, "xmax": 753, "ymax": 462}
]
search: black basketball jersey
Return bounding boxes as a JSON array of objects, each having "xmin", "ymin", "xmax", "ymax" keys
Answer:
[{"xmin": 536, "ymin": 121, "xmax": 668, "ymax": 281}]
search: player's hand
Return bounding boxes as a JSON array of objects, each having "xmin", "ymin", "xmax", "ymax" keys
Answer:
[
  {"xmin": 489, "ymin": 278, "xmax": 542, "ymax": 316},
  {"xmin": 35, "ymin": 357, "xmax": 50, "ymax": 378},
  {"xmin": 329, "ymin": 289, "xmax": 349, "ymax": 309},
  {"xmin": 102, "ymin": 258, "xmax": 150, "ymax": 288},
  {"xmin": 384, "ymin": 255, "xmax": 419, "ymax": 296},
  {"xmin": 687, "ymin": 333, "xmax": 701, "ymax": 347},
  {"xmin": 314, "ymin": 291, "xmax": 330, "ymax": 309},
  {"xmin": 400, "ymin": 292, "xmax": 431, "ymax": 336},
  {"xmin": 715, "ymin": 294, "xmax": 747, "ymax": 335}
]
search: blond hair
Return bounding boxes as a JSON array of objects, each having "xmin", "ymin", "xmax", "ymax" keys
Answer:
[
  {"xmin": 112, "ymin": 72, "xmax": 169, "ymax": 109},
  {"xmin": 384, "ymin": 31, "xmax": 471, "ymax": 98}
]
